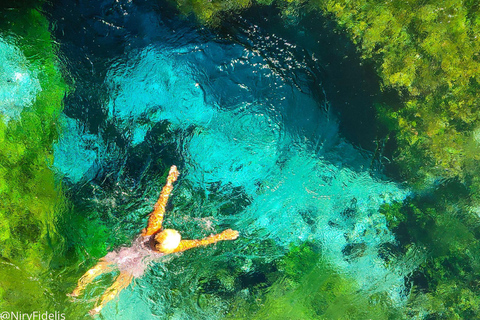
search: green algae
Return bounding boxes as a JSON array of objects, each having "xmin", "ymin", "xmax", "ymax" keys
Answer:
[
  {"xmin": 228, "ymin": 243, "xmax": 399, "ymax": 320},
  {"xmin": 317, "ymin": 0, "xmax": 480, "ymax": 184},
  {"xmin": 173, "ymin": 0, "xmax": 252, "ymax": 24},
  {"xmin": 380, "ymin": 181, "xmax": 480, "ymax": 319},
  {"xmin": 0, "ymin": 2, "xmax": 68, "ymax": 312}
]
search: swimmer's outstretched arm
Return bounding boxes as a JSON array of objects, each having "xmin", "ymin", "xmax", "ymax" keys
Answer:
[
  {"xmin": 172, "ymin": 229, "xmax": 239, "ymax": 253},
  {"xmin": 143, "ymin": 165, "xmax": 180, "ymax": 236},
  {"xmin": 69, "ymin": 259, "xmax": 115, "ymax": 297},
  {"xmin": 89, "ymin": 271, "xmax": 133, "ymax": 316}
]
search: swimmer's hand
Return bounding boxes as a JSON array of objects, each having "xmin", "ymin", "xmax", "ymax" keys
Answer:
[{"xmin": 219, "ymin": 229, "xmax": 239, "ymax": 241}]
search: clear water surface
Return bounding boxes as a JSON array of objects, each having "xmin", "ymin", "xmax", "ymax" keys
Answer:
[{"xmin": 3, "ymin": 0, "xmax": 419, "ymax": 318}]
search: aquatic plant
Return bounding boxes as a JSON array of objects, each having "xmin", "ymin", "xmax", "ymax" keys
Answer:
[
  {"xmin": 0, "ymin": 2, "xmax": 67, "ymax": 312},
  {"xmin": 317, "ymin": 0, "xmax": 480, "ymax": 185},
  {"xmin": 228, "ymin": 242, "xmax": 400, "ymax": 320},
  {"xmin": 380, "ymin": 180, "xmax": 480, "ymax": 319},
  {"xmin": 174, "ymin": 0, "xmax": 252, "ymax": 24}
]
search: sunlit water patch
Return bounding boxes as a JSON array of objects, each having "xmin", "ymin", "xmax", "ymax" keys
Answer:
[
  {"xmin": 55, "ymin": 27, "xmax": 412, "ymax": 319},
  {"xmin": 0, "ymin": 37, "xmax": 41, "ymax": 122}
]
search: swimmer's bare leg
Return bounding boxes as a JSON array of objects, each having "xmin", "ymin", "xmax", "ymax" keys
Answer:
[
  {"xmin": 89, "ymin": 271, "xmax": 133, "ymax": 316},
  {"xmin": 172, "ymin": 229, "xmax": 239, "ymax": 253},
  {"xmin": 143, "ymin": 165, "xmax": 180, "ymax": 236},
  {"xmin": 69, "ymin": 260, "xmax": 115, "ymax": 297}
]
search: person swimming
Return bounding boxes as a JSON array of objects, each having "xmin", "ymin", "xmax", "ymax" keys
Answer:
[{"xmin": 69, "ymin": 165, "xmax": 239, "ymax": 316}]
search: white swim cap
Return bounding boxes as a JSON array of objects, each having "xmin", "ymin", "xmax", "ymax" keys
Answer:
[{"xmin": 154, "ymin": 229, "xmax": 181, "ymax": 253}]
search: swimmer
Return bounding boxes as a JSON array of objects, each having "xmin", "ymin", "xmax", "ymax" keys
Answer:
[{"xmin": 69, "ymin": 165, "xmax": 239, "ymax": 316}]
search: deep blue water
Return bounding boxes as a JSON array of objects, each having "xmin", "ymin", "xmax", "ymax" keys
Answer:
[{"xmin": 44, "ymin": 0, "xmax": 415, "ymax": 318}]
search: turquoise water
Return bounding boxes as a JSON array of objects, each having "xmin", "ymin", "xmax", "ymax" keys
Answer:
[
  {"xmin": 52, "ymin": 24, "xmax": 412, "ymax": 317},
  {"xmin": 0, "ymin": 37, "xmax": 40, "ymax": 123},
  {"xmin": 3, "ymin": 1, "xmax": 480, "ymax": 319}
]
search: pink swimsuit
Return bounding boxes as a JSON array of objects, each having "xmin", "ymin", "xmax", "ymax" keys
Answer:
[{"xmin": 104, "ymin": 235, "xmax": 164, "ymax": 278}]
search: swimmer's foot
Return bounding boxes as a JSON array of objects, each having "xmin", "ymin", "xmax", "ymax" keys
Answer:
[
  {"xmin": 67, "ymin": 287, "xmax": 82, "ymax": 302},
  {"xmin": 67, "ymin": 289, "xmax": 80, "ymax": 298},
  {"xmin": 89, "ymin": 306, "xmax": 101, "ymax": 317}
]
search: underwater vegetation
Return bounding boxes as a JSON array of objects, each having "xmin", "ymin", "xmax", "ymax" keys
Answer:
[
  {"xmin": 380, "ymin": 180, "xmax": 480, "ymax": 319},
  {"xmin": 0, "ymin": 1, "xmax": 67, "ymax": 312},
  {"xmin": 227, "ymin": 242, "xmax": 402, "ymax": 320},
  {"xmin": 315, "ymin": 0, "xmax": 480, "ymax": 186}
]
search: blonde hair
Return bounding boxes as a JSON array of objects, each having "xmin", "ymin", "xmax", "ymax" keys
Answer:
[{"xmin": 154, "ymin": 229, "xmax": 181, "ymax": 253}]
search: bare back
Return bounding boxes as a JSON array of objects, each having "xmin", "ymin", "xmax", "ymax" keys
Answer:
[{"xmin": 104, "ymin": 235, "xmax": 164, "ymax": 278}]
